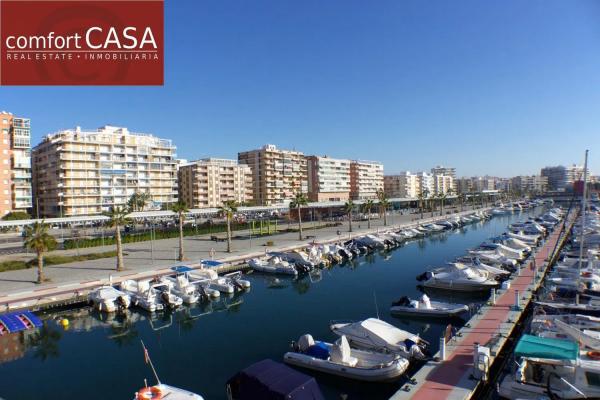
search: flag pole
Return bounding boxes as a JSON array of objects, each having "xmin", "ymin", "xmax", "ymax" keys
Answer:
[{"xmin": 141, "ymin": 340, "xmax": 161, "ymax": 385}]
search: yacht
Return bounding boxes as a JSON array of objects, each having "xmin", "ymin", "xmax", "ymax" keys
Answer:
[
  {"xmin": 285, "ymin": 334, "xmax": 409, "ymax": 382},
  {"xmin": 329, "ymin": 318, "xmax": 428, "ymax": 360},
  {"xmin": 418, "ymin": 264, "xmax": 499, "ymax": 292},
  {"xmin": 390, "ymin": 295, "xmax": 469, "ymax": 319}
]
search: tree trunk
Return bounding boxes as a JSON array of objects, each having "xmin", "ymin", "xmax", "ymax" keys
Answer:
[
  {"xmin": 348, "ymin": 212, "xmax": 353, "ymax": 232},
  {"xmin": 116, "ymin": 225, "xmax": 124, "ymax": 271},
  {"xmin": 420, "ymin": 201, "xmax": 424, "ymax": 219},
  {"xmin": 440, "ymin": 200, "xmax": 444, "ymax": 216},
  {"xmin": 297, "ymin": 207, "xmax": 303, "ymax": 240},
  {"xmin": 37, "ymin": 251, "xmax": 44, "ymax": 284},
  {"xmin": 226, "ymin": 216, "xmax": 232, "ymax": 253},
  {"xmin": 383, "ymin": 206, "xmax": 387, "ymax": 226},
  {"xmin": 367, "ymin": 213, "xmax": 371, "ymax": 229},
  {"xmin": 178, "ymin": 214, "xmax": 184, "ymax": 261}
]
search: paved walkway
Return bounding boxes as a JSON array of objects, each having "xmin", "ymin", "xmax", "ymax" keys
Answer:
[
  {"xmin": 0, "ymin": 207, "xmax": 483, "ymax": 309},
  {"xmin": 392, "ymin": 214, "xmax": 570, "ymax": 400}
]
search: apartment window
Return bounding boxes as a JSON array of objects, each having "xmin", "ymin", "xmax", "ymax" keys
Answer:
[
  {"xmin": 2, "ymin": 129, "xmax": 7, "ymax": 134},
  {"xmin": 2, "ymin": 119, "xmax": 7, "ymax": 124}
]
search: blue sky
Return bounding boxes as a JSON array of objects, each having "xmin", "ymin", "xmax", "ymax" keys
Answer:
[{"xmin": 1, "ymin": 0, "xmax": 599, "ymax": 176}]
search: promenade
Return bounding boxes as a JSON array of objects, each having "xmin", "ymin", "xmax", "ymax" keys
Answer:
[{"xmin": 0, "ymin": 206, "xmax": 482, "ymax": 310}]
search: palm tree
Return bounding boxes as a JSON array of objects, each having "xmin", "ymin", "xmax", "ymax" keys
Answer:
[
  {"xmin": 23, "ymin": 221, "xmax": 57, "ymax": 284},
  {"xmin": 459, "ymin": 193, "xmax": 466, "ymax": 212},
  {"xmin": 105, "ymin": 206, "xmax": 130, "ymax": 271},
  {"xmin": 377, "ymin": 190, "xmax": 390, "ymax": 226},
  {"xmin": 171, "ymin": 200, "xmax": 189, "ymax": 261},
  {"xmin": 344, "ymin": 200, "xmax": 355, "ymax": 232},
  {"xmin": 439, "ymin": 192, "xmax": 447, "ymax": 216},
  {"xmin": 218, "ymin": 200, "xmax": 238, "ymax": 253},
  {"xmin": 289, "ymin": 191, "xmax": 308, "ymax": 240},
  {"xmin": 417, "ymin": 191, "xmax": 425, "ymax": 219},
  {"xmin": 362, "ymin": 199, "xmax": 375, "ymax": 229}
]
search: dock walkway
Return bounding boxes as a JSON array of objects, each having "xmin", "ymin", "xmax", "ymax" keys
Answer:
[{"xmin": 391, "ymin": 213, "xmax": 573, "ymax": 400}]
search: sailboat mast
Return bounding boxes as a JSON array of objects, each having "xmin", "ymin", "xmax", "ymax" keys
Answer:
[{"xmin": 577, "ymin": 150, "xmax": 589, "ymax": 282}]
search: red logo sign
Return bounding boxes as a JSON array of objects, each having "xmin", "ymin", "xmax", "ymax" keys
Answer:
[{"xmin": 0, "ymin": 0, "xmax": 164, "ymax": 85}]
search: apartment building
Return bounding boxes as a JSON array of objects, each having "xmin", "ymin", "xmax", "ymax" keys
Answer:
[
  {"xmin": 238, "ymin": 144, "xmax": 308, "ymax": 205},
  {"xmin": 541, "ymin": 165, "xmax": 590, "ymax": 191},
  {"xmin": 32, "ymin": 125, "xmax": 178, "ymax": 217},
  {"xmin": 0, "ymin": 111, "xmax": 32, "ymax": 216},
  {"xmin": 384, "ymin": 172, "xmax": 418, "ymax": 198},
  {"xmin": 349, "ymin": 160, "xmax": 384, "ymax": 200},
  {"xmin": 415, "ymin": 172, "xmax": 434, "ymax": 197},
  {"xmin": 306, "ymin": 156, "xmax": 351, "ymax": 202},
  {"xmin": 178, "ymin": 158, "xmax": 253, "ymax": 208},
  {"xmin": 511, "ymin": 175, "xmax": 549, "ymax": 194},
  {"xmin": 433, "ymin": 174, "xmax": 454, "ymax": 195},
  {"xmin": 431, "ymin": 165, "xmax": 457, "ymax": 191}
]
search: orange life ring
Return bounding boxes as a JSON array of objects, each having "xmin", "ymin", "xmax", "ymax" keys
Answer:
[
  {"xmin": 137, "ymin": 386, "xmax": 162, "ymax": 400},
  {"xmin": 587, "ymin": 351, "xmax": 600, "ymax": 360},
  {"xmin": 583, "ymin": 272, "xmax": 593, "ymax": 277}
]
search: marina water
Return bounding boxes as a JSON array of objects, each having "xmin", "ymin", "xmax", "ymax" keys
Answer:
[{"xmin": 0, "ymin": 209, "xmax": 542, "ymax": 400}]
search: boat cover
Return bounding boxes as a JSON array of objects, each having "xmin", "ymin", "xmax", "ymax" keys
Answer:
[
  {"xmin": 337, "ymin": 318, "xmax": 414, "ymax": 346},
  {"xmin": 515, "ymin": 335, "xmax": 578, "ymax": 360},
  {"xmin": 226, "ymin": 359, "xmax": 324, "ymax": 400},
  {"xmin": 200, "ymin": 260, "xmax": 223, "ymax": 268},
  {"xmin": 172, "ymin": 266, "xmax": 194, "ymax": 273},
  {"xmin": 0, "ymin": 311, "xmax": 43, "ymax": 333}
]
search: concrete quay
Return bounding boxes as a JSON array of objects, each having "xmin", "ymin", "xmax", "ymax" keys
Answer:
[{"xmin": 0, "ymin": 206, "xmax": 487, "ymax": 312}]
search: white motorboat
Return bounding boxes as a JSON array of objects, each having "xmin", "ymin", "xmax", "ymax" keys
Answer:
[
  {"xmin": 89, "ymin": 286, "xmax": 131, "ymax": 312},
  {"xmin": 390, "ymin": 294, "xmax": 469, "ymax": 319},
  {"xmin": 329, "ymin": 318, "xmax": 427, "ymax": 360},
  {"xmin": 284, "ymin": 334, "xmax": 409, "ymax": 382},
  {"xmin": 155, "ymin": 286, "xmax": 183, "ymax": 309},
  {"xmin": 355, "ymin": 235, "xmax": 387, "ymax": 249},
  {"xmin": 419, "ymin": 264, "xmax": 499, "ymax": 292},
  {"xmin": 507, "ymin": 231, "xmax": 540, "ymax": 245},
  {"xmin": 449, "ymin": 261, "xmax": 511, "ymax": 281},
  {"xmin": 190, "ymin": 269, "xmax": 234, "ymax": 295},
  {"xmin": 248, "ymin": 256, "xmax": 298, "ymax": 276},
  {"xmin": 120, "ymin": 280, "xmax": 164, "ymax": 312},
  {"xmin": 161, "ymin": 274, "xmax": 201, "ymax": 304},
  {"xmin": 498, "ymin": 335, "xmax": 600, "ymax": 400},
  {"xmin": 468, "ymin": 249, "xmax": 517, "ymax": 268}
]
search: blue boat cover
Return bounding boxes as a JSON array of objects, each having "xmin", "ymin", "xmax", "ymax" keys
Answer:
[
  {"xmin": 515, "ymin": 335, "xmax": 578, "ymax": 360},
  {"xmin": 0, "ymin": 311, "xmax": 42, "ymax": 333},
  {"xmin": 226, "ymin": 359, "xmax": 324, "ymax": 400},
  {"xmin": 200, "ymin": 260, "xmax": 223, "ymax": 267},
  {"xmin": 305, "ymin": 342, "xmax": 329, "ymax": 360},
  {"xmin": 171, "ymin": 266, "xmax": 194, "ymax": 273}
]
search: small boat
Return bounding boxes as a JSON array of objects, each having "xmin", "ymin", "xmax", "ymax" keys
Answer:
[
  {"xmin": 89, "ymin": 286, "xmax": 131, "ymax": 312},
  {"xmin": 133, "ymin": 341, "xmax": 204, "ymax": 400},
  {"xmin": 390, "ymin": 294, "xmax": 469, "ymax": 319},
  {"xmin": 419, "ymin": 264, "xmax": 499, "ymax": 292},
  {"xmin": 498, "ymin": 335, "xmax": 600, "ymax": 399},
  {"xmin": 120, "ymin": 280, "xmax": 164, "ymax": 312},
  {"xmin": 190, "ymin": 268, "xmax": 234, "ymax": 294},
  {"xmin": 160, "ymin": 274, "xmax": 201, "ymax": 304},
  {"xmin": 329, "ymin": 318, "xmax": 427, "ymax": 360},
  {"xmin": 284, "ymin": 334, "xmax": 409, "ymax": 382},
  {"xmin": 226, "ymin": 359, "xmax": 324, "ymax": 400},
  {"xmin": 248, "ymin": 256, "xmax": 298, "ymax": 276}
]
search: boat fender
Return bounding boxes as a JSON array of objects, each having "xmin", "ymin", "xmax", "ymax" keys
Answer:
[{"xmin": 588, "ymin": 351, "xmax": 600, "ymax": 360}]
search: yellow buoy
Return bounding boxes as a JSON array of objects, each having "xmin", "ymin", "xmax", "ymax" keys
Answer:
[{"xmin": 60, "ymin": 318, "xmax": 69, "ymax": 328}]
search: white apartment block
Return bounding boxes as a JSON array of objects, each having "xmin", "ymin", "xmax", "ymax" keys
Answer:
[
  {"xmin": 384, "ymin": 172, "xmax": 418, "ymax": 198},
  {"xmin": 238, "ymin": 144, "xmax": 308, "ymax": 206},
  {"xmin": 415, "ymin": 172, "xmax": 434, "ymax": 197},
  {"xmin": 306, "ymin": 156, "xmax": 351, "ymax": 202},
  {"xmin": 434, "ymin": 174, "xmax": 454, "ymax": 195},
  {"xmin": 431, "ymin": 165, "xmax": 457, "ymax": 191},
  {"xmin": 178, "ymin": 158, "xmax": 253, "ymax": 208},
  {"xmin": 511, "ymin": 175, "xmax": 548, "ymax": 193},
  {"xmin": 350, "ymin": 160, "xmax": 384, "ymax": 200},
  {"xmin": 32, "ymin": 126, "xmax": 178, "ymax": 217}
]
